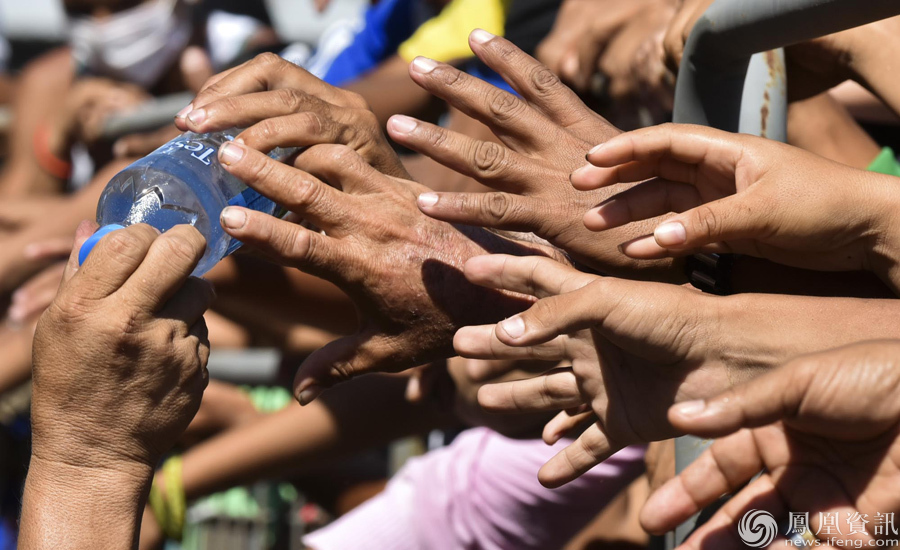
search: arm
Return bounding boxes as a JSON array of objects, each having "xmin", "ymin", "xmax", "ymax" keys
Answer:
[
  {"xmin": 0, "ymin": 48, "xmax": 73, "ymax": 198},
  {"xmin": 170, "ymin": 374, "xmax": 452, "ymax": 500},
  {"xmin": 20, "ymin": 460, "xmax": 151, "ymax": 550},
  {"xmin": 21, "ymin": 221, "xmax": 214, "ymax": 549},
  {"xmin": 787, "ymin": 92, "xmax": 881, "ymax": 169}
]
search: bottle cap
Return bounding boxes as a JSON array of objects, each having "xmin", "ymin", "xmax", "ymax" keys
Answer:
[{"xmin": 78, "ymin": 224, "xmax": 127, "ymax": 266}]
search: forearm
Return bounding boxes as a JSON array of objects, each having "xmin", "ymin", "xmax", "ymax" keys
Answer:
[
  {"xmin": 787, "ymin": 92, "xmax": 881, "ymax": 169},
  {"xmin": 20, "ymin": 457, "xmax": 151, "ymax": 550},
  {"xmin": 175, "ymin": 374, "xmax": 453, "ymax": 500},
  {"xmin": 719, "ymin": 293, "xmax": 900, "ymax": 381},
  {"xmin": 849, "ymin": 32, "xmax": 900, "ymax": 120}
]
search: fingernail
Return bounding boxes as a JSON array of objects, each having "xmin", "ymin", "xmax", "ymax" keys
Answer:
[
  {"xmin": 113, "ymin": 140, "xmax": 127, "ymax": 158},
  {"xmin": 411, "ymin": 57, "xmax": 438, "ymax": 74},
  {"xmin": 297, "ymin": 384, "xmax": 322, "ymax": 406},
  {"xmin": 220, "ymin": 207, "xmax": 247, "ymax": 230},
  {"xmin": 389, "ymin": 115, "xmax": 418, "ymax": 135},
  {"xmin": 500, "ymin": 316, "xmax": 525, "ymax": 339},
  {"xmin": 588, "ymin": 143, "xmax": 605, "ymax": 156},
  {"xmin": 418, "ymin": 193, "xmax": 439, "ymax": 208},
  {"xmin": 673, "ymin": 400, "xmax": 706, "ymax": 418},
  {"xmin": 219, "ymin": 142, "xmax": 244, "ymax": 165},
  {"xmin": 654, "ymin": 222, "xmax": 687, "ymax": 246},
  {"xmin": 470, "ymin": 28, "xmax": 496, "ymax": 45},
  {"xmin": 186, "ymin": 108, "xmax": 206, "ymax": 126},
  {"xmin": 175, "ymin": 104, "xmax": 193, "ymax": 119}
]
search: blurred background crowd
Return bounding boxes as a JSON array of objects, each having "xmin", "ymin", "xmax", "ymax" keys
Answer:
[{"xmin": 1, "ymin": 0, "xmax": 900, "ymax": 549}]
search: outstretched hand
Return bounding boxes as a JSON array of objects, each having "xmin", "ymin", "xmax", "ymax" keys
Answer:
[
  {"xmin": 386, "ymin": 30, "xmax": 681, "ymax": 282},
  {"xmin": 452, "ymin": 254, "xmax": 731, "ymax": 487},
  {"xmin": 214, "ymin": 141, "xmax": 548, "ymax": 404},
  {"xmin": 571, "ymin": 123, "xmax": 900, "ymax": 293},
  {"xmin": 175, "ymin": 52, "xmax": 409, "ymax": 179},
  {"xmin": 642, "ymin": 341, "xmax": 900, "ymax": 549}
]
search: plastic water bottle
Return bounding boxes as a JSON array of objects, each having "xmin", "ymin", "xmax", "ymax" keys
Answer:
[{"xmin": 79, "ymin": 130, "xmax": 292, "ymax": 276}]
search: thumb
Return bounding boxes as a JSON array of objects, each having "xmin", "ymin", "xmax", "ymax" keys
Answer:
[
  {"xmin": 180, "ymin": 46, "xmax": 214, "ymax": 94},
  {"xmin": 651, "ymin": 195, "xmax": 764, "ymax": 251},
  {"xmin": 667, "ymin": 360, "xmax": 813, "ymax": 438}
]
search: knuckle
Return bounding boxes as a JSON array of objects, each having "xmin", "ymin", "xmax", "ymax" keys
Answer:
[
  {"xmin": 157, "ymin": 231, "xmax": 202, "ymax": 265},
  {"xmin": 329, "ymin": 144, "xmax": 362, "ymax": 170},
  {"xmin": 528, "ymin": 64, "xmax": 562, "ymax": 95},
  {"xmin": 246, "ymin": 154, "xmax": 277, "ymax": 185},
  {"xmin": 472, "ymin": 141, "xmax": 508, "ymax": 177},
  {"xmin": 423, "ymin": 125, "xmax": 450, "ymax": 151},
  {"xmin": 276, "ymin": 88, "xmax": 308, "ymax": 113},
  {"xmin": 487, "ymin": 89, "xmax": 524, "ymax": 122},
  {"xmin": 342, "ymin": 90, "xmax": 369, "ymax": 110},
  {"xmin": 435, "ymin": 65, "xmax": 463, "ymax": 88},
  {"xmin": 252, "ymin": 117, "xmax": 282, "ymax": 142},
  {"xmin": 254, "ymin": 51, "xmax": 285, "ymax": 69},
  {"xmin": 288, "ymin": 177, "xmax": 322, "ymax": 207},
  {"xmin": 104, "ymin": 228, "xmax": 152, "ymax": 256},
  {"xmin": 482, "ymin": 193, "xmax": 513, "ymax": 221},
  {"xmin": 690, "ymin": 204, "xmax": 721, "ymax": 238}
]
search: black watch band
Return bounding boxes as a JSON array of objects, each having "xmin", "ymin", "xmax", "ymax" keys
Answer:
[{"xmin": 684, "ymin": 253, "xmax": 736, "ymax": 296}]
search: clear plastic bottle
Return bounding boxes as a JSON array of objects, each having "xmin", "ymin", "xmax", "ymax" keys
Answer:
[{"xmin": 79, "ymin": 130, "xmax": 292, "ymax": 276}]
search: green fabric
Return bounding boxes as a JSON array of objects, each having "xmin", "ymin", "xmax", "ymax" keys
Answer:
[
  {"xmin": 242, "ymin": 386, "xmax": 294, "ymax": 413},
  {"xmin": 867, "ymin": 147, "xmax": 900, "ymax": 177}
]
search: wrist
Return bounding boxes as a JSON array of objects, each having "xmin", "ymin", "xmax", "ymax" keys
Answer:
[
  {"xmin": 864, "ymin": 173, "xmax": 900, "ymax": 295},
  {"xmin": 20, "ymin": 456, "xmax": 152, "ymax": 550}
]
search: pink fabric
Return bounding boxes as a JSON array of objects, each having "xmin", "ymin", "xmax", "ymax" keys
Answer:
[{"xmin": 304, "ymin": 427, "xmax": 646, "ymax": 550}]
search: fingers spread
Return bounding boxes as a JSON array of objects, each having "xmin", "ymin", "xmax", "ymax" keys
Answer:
[
  {"xmin": 639, "ymin": 430, "xmax": 764, "ymax": 534},
  {"xmin": 406, "ymin": 56, "xmax": 557, "ymax": 149},
  {"xmin": 467, "ymin": 30, "xmax": 598, "ymax": 129},
  {"xmin": 679, "ymin": 474, "xmax": 787, "ymax": 550},
  {"xmin": 477, "ymin": 368, "xmax": 583, "ymax": 413},
  {"xmin": 120, "ymin": 224, "xmax": 207, "ymax": 313},
  {"xmin": 463, "ymin": 254, "xmax": 597, "ymax": 298},
  {"xmin": 389, "ymin": 115, "xmax": 545, "ymax": 193}
]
